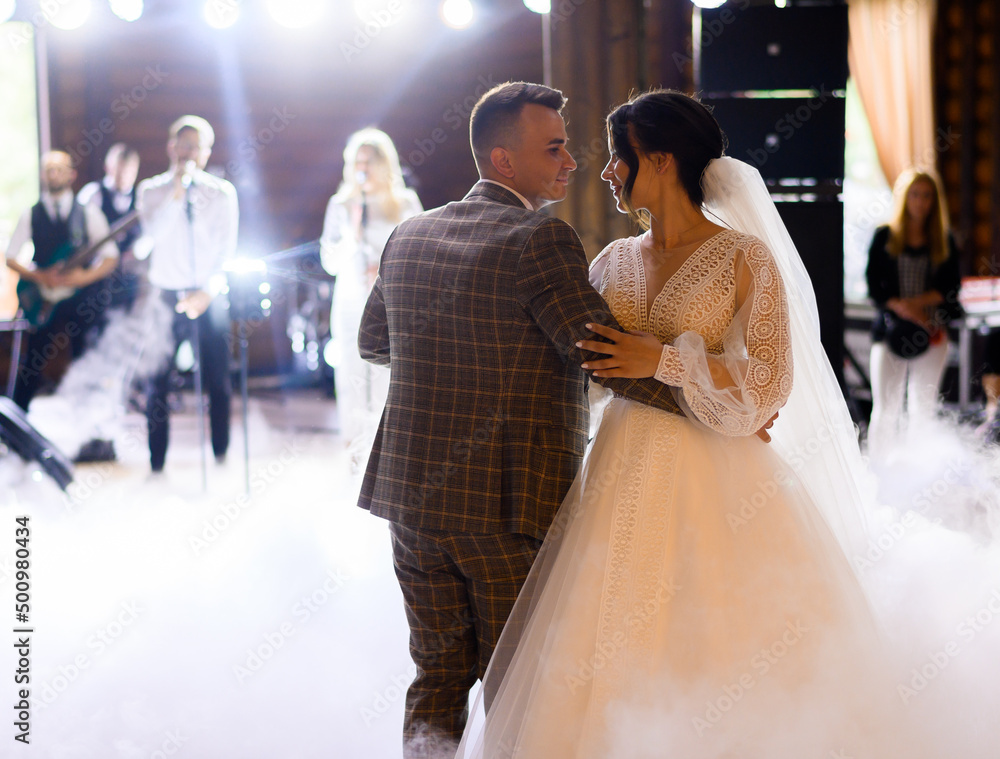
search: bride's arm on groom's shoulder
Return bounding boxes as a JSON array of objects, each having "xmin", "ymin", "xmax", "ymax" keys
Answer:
[
  {"xmin": 516, "ymin": 218, "xmax": 683, "ymax": 415},
  {"xmin": 358, "ymin": 273, "xmax": 390, "ymax": 366}
]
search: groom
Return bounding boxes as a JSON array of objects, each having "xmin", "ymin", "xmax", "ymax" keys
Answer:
[{"xmin": 358, "ymin": 81, "xmax": 686, "ymax": 755}]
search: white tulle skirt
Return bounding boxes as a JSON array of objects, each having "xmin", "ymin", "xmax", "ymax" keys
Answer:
[{"xmin": 458, "ymin": 397, "xmax": 942, "ymax": 758}]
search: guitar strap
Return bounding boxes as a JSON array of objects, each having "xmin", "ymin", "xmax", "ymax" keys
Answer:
[{"xmin": 67, "ymin": 200, "xmax": 88, "ymax": 258}]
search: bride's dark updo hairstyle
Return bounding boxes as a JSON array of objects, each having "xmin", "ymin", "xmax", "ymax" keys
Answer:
[{"xmin": 606, "ymin": 89, "xmax": 726, "ymax": 227}]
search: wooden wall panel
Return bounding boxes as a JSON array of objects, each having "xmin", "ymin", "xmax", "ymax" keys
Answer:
[
  {"xmin": 551, "ymin": 0, "xmax": 693, "ymax": 260},
  {"xmin": 936, "ymin": 0, "xmax": 996, "ymax": 274}
]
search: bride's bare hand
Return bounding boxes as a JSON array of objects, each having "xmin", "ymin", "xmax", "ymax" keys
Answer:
[{"xmin": 577, "ymin": 322, "xmax": 663, "ymax": 378}]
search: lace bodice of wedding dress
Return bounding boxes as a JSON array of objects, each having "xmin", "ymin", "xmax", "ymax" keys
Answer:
[{"xmin": 590, "ymin": 230, "xmax": 793, "ymax": 437}]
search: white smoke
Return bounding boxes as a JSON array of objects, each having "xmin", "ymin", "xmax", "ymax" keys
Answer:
[
  {"xmin": 405, "ymin": 723, "xmax": 461, "ymax": 759},
  {"xmin": 28, "ymin": 295, "xmax": 174, "ymax": 459}
]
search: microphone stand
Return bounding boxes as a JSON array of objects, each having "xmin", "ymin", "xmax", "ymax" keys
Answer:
[
  {"xmin": 185, "ymin": 179, "xmax": 208, "ymax": 492},
  {"xmin": 238, "ymin": 288, "xmax": 250, "ymax": 497}
]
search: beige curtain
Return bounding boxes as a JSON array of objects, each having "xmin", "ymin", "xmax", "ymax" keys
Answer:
[{"xmin": 848, "ymin": 0, "xmax": 938, "ymax": 186}]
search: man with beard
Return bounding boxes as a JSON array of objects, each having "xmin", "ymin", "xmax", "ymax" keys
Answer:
[{"xmin": 5, "ymin": 150, "xmax": 118, "ymax": 410}]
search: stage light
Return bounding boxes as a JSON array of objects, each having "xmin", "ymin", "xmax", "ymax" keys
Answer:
[
  {"xmin": 322, "ymin": 338, "xmax": 338, "ymax": 367},
  {"xmin": 440, "ymin": 0, "xmax": 473, "ymax": 29},
  {"xmin": 109, "ymin": 0, "xmax": 143, "ymax": 21},
  {"xmin": 691, "ymin": 0, "xmax": 726, "ymax": 8},
  {"xmin": 204, "ymin": 0, "xmax": 239, "ymax": 29},
  {"xmin": 266, "ymin": 0, "xmax": 324, "ymax": 29},
  {"xmin": 0, "ymin": 0, "xmax": 16, "ymax": 24},
  {"xmin": 45, "ymin": 0, "xmax": 91, "ymax": 30},
  {"xmin": 225, "ymin": 257, "xmax": 267, "ymax": 275},
  {"xmin": 523, "ymin": 0, "xmax": 550, "ymax": 13}
]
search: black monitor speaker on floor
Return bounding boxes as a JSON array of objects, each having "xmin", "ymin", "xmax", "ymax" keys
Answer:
[{"xmin": 0, "ymin": 397, "xmax": 74, "ymax": 491}]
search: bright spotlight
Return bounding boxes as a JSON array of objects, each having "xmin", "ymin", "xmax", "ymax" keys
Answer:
[
  {"xmin": 523, "ymin": 0, "xmax": 550, "ymax": 12},
  {"xmin": 45, "ymin": 0, "xmax": 91, "ymax": 30},
  {"xmin": 691, "ymin": 0, "xmax": 726, "ymax": 8},
  {"xmin": 204, "ymin": 0, "xmax": 239, "ymax": 28},
  {"xmin": 109, "ymin": 0, "xmax": 143, "ymax": 21},
  {"xmin": 441, "ymin": 0, "xmax": 473, "ymax": 28},
  {"xmin": 0, "ymin": 0, "xmax": 16, "ymax": 24},
  {"xmin": 223, "ymin": 257, "xmax": 267, "ymax": 275},
  {"xmin": 267, "ymin": 0, "xmax": 324, "ymax": 29}
]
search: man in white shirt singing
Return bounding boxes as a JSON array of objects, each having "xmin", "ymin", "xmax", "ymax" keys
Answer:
[
  {"xmin": 5, "ymin": 150, "xmax": 119, "ymax": 410},
  {"xmin": 136, "ymin": 115, "xmax": 238, "ymax": 473}
]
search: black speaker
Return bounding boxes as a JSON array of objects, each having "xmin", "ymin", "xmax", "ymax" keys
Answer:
[
  {"xmin": 0, "ymin": 397, "xmax": 74, "ymax": 490},
  {"xmin": 698, "ymin": 4, "xmax": 849, "ymax": 93},
  {"xmin": 705, "ymin": 95, "xmax": 846, "ymax": 181},
  {"xmin": 774, "ymin": 200, "xmax": 845, "ymax": 385}
]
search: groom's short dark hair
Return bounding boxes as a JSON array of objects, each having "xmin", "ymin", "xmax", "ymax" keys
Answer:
[{"xmin": 470, "ymin": 82, "xmax": 566, "ymax": 173}]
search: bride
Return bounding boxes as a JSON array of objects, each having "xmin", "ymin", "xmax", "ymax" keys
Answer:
[{"xmin": 456, "ymin": 90, "xmax": 937, "ymax": 758}]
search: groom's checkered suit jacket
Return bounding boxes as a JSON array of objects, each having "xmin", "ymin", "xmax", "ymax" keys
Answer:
[{"xmin": 357, "ymin": 181, "xmax": 682, "ymax": 540}]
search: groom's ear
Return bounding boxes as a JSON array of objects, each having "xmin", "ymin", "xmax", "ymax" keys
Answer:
[{"xmin": 490, "ymin": 147, "xmax": 516, "ymax": 179}]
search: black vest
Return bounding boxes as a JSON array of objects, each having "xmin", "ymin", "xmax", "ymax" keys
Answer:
[
  {"xmin": 99, "ymin": 183, "xmax": 139, "ymax": 252},
  {"xmin": 30, "ymin": 199, "xmax": 87, "ymax": 268}
]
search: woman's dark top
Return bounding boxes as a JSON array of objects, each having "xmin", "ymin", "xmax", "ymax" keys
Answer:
[{"xmin": 865, "ymin": 225, "xmax": 963, "ymax": 342}]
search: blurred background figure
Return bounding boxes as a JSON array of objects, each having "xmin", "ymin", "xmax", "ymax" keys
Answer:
[
  {"xmin": 5, "ymin": 150, "xmax": 118, "ymax": 410},
  {"xmin": 78, "ymin": 142, "xmax": 144, "ymax": 324},
  {"xmin": 138, "ymin": 115, "xmax": 239, "ymax": 474},
  {"xmin": 865, "ymin": 168, "xmax": 963, "ymax": 462},
  {"xmin": 320, "ymin": 128, "xmax": 422, "ymax": 453}
]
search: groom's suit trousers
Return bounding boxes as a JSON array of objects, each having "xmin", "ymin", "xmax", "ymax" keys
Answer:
[{"xmin": 389, "ymin": 523, "xmax": 542, "ymax": 748}]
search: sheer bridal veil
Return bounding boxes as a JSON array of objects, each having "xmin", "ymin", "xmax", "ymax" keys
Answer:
[{"xmin": 701, "ymin": 156, "xmax": 871, "ymax": 558}]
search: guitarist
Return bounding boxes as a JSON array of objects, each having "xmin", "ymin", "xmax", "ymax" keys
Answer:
[{"xmin": 5, "ymin": 150, "xmax": 119, "ymax": 410}]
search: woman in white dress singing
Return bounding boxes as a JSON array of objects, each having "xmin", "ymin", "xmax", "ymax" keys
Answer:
[
  {"xmin": 457, "ymin": 90, "xmax": 932, "ymax": 758},
  {"xmin": 320, "ymin": 128, "xmax": 422, "ymax": 451}
]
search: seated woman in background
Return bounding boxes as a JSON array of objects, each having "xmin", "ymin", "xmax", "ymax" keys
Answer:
[{"xmin": 865, "ymin": 167, "xmax": 963, "ymax": 461}]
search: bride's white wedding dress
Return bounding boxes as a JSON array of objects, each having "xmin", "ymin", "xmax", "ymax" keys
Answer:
[{"xmin": 458, "ymin": 229, "xmax": 932, "ymax": 758}]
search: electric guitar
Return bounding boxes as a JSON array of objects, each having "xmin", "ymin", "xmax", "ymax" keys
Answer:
[{"xmin": 15, "ymin": 210, "xmax": 141, "ymax": 327}]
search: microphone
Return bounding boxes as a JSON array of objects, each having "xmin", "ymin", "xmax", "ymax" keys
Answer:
[{"xmin": 181, "ymin": 160, "xmax": 197, "ymax": 189}]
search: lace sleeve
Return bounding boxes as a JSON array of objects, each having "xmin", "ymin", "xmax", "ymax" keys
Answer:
[{"xmin": 654, "ymin": 237, "xmax": 792, "ymax": 436}]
